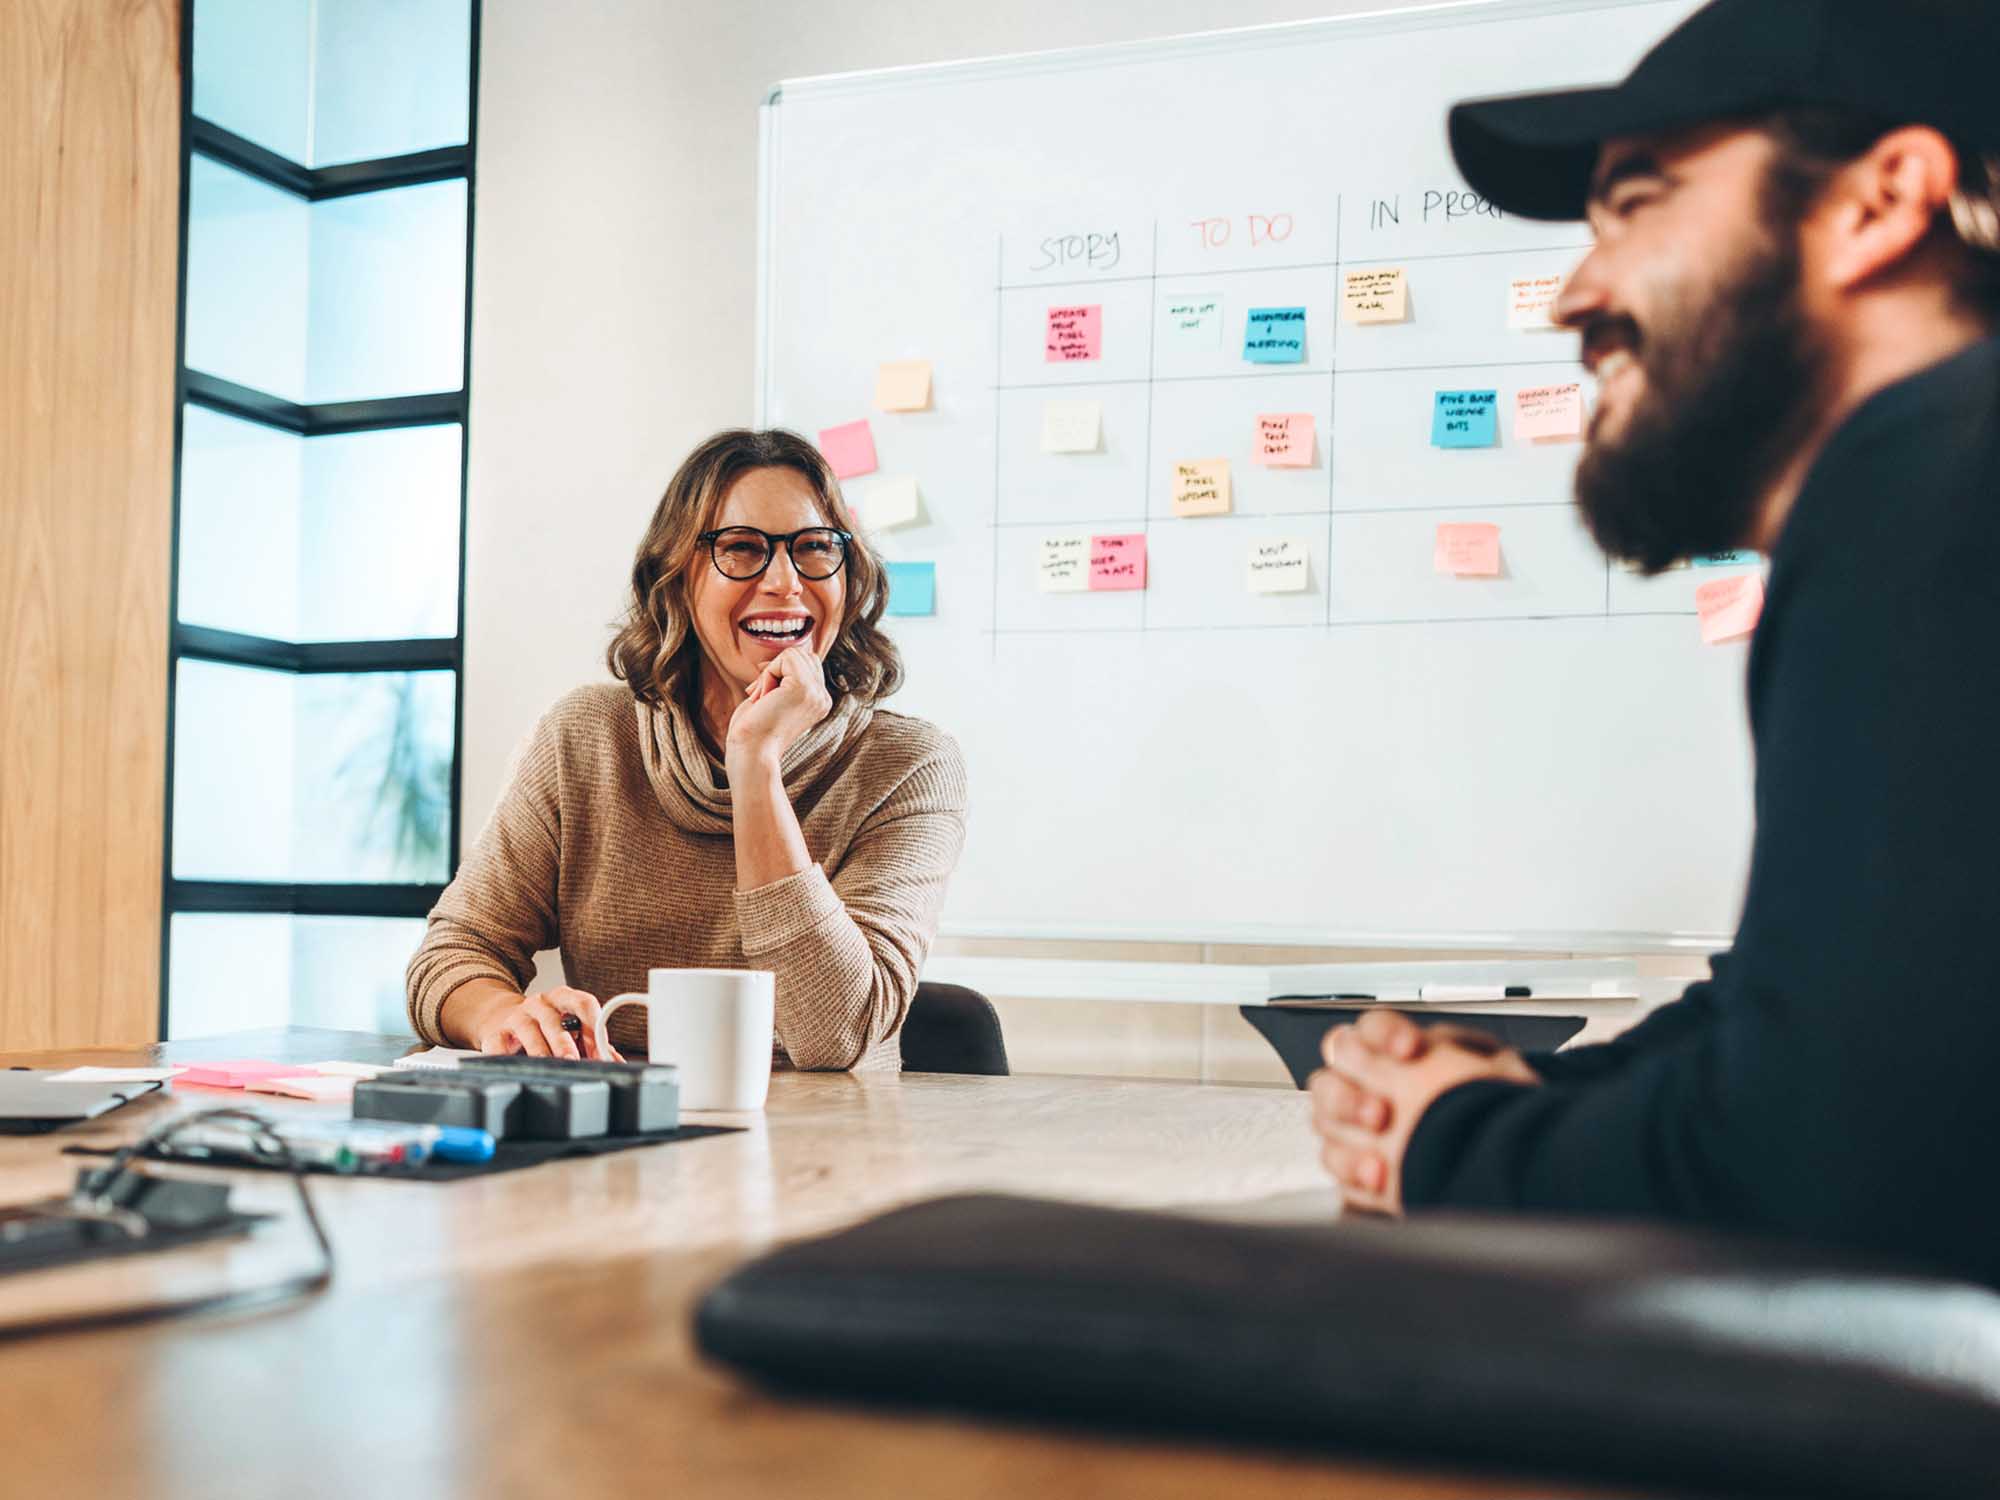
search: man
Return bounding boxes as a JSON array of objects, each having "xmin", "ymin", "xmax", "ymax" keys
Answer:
[{"xmin": 1311, "ymin": 0, "xmax": 2000, "ymax": 1286}]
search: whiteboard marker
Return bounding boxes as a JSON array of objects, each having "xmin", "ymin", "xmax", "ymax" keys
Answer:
[{"xmin": 1417, "ymin": 985, "xmax": 1532, "ymax": 1002}]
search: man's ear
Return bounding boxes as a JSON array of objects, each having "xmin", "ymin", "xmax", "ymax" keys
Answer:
[{"xmin": 1818, "ymin": 126, "xmax": 1961, "ymax": 293}]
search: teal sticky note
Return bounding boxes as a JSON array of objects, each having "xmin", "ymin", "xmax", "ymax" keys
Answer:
[
  {"xmin": 1431, "ymin": 390, "xmax": 1498, "ymax": 448},
  {"xmin": 1243, "ymin": 307, "xmax": 1307, "ymax": 364},
  {"xmin": 1693, "ymin": 550, "xmax": 1762, "ymax": 569},
  {"xmin": 884, "ymin": 561, "xmax": 936, "ymax": 617}
]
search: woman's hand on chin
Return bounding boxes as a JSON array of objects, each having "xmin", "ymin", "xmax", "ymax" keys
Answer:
[{"xmin": 725, "ymin": 644, "xmax": 833, "ymax": 770}]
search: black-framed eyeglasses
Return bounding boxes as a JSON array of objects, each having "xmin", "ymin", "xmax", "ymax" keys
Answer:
[{"xmin": 698, "ymin": 526, "xmax": 852, "ymax": 582}]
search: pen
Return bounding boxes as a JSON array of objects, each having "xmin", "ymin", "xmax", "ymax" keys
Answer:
[{"xmin": 1416, "ymin": 985, "xmax": 1532, "ymax": 1002}]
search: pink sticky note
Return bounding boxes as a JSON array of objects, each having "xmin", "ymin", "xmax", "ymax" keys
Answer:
[
  {"xmin": 1434, "ymin": 523, "xmax": 1502, "ymax": 577},
  {"xmin": 1696, "ymin": 572, "xmax": 1765, "ymax": 645},
  {"xmin": 1514, "ymin": 384, "xmax": 1585, "ymax": 443},
  {"xmin": 1089, "ymin": 534, "xmax": 1147, "ymax": 590},
  {"xmin": 1253, "ymin": 413, "xmax": 1315, "ymax": 467},
  {"xmin": 817, "ymin": 420, "xmax": 878, "ymax": 480},
  {"xmin": 178, "ymin": 1060, "xmax": 317, "ymax": 1090},
  {"xmin": 1045, "ymin": 305, "xmax": 1103, "ymax": 363}
]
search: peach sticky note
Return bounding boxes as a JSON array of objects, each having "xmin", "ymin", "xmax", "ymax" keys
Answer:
[
  {"xmin": 1435, "ymin": 522, "xmax": 1502, "ymax": 577},
  {"xmin": 1172, "ymin": 459, "xmax": 1231, "ymax": 517},
  {"xmin": 1089, "ymin": 534, "xmax": 1147, "ymax": 591},
  {"xmin": 178, "ymin": 1060, "xmax": 316, "ymax": 1089},
  {"xmin": 1509, "ymin": 273, "xmax": 1566, "ymax": 330},
  {"xmin": 1045, "ymin": 304, "xmax": 1102, "ymax": 362},
  {"xmin": 1696, "ymin": 572, "xmax": 1765, "ymax": 645},
  {"xmin": 1515, "ymin": 383, "xmax": 1585, "ymax": 443},
  {"xmin": 1038, "ymin": 536, "xmax": 1090, "ymax": 593},
  {"xmin": 817, "ymin": 420, "xmax": 877, "ymax": 480},
  {"xmin": 1343, "ymin": 268, "xmax": 1408, "ymax": 324},
  {"xmin": 874, "ymin": 360, "xmax": 932, "ymax": 412},
  {"xmin": 1254, "ymin": 413, "xmax": 1315, "ymax": 467},
  {"xmin": 1041, "ymin": 399, "xmax": 1101, "ymax": 453},
  {"xmin": 862, "ymin": 476, "xmax": 922, "ymax": 531},
  {"xmin": 1246, "ymin": 538, "xmax": 1311, "ymax": 594}
]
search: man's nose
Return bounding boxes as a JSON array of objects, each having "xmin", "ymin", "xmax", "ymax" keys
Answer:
[{"xmin": 1553, "ymin": 248, "xmax": 1611, "ymax": 330}]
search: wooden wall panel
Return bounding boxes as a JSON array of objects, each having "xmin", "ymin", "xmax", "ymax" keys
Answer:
[{"xmin": 0, "ymin": 0, "xmax": 179, "ymax": 1048}]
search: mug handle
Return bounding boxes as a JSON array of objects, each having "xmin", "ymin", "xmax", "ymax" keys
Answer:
[{"xmin": 595, "ymin": 994, "xmax": 648, "ymax": 1062}]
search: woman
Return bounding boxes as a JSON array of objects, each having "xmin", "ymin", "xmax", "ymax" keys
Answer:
[{"xmin": 405, "ymin": 429, "xmax": 967, "ymax": 1070}]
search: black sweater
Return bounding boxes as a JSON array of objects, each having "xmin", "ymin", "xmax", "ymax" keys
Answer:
[{"xmin": 1402, "ymin": 337, "xmax": 2000, "ymax": 1287}]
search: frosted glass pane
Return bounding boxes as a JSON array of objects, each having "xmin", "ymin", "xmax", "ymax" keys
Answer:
[
  {"xmin": 305, "ymin": 180, "xmax": 467, "ymax": 401},
  {"xmin": 192, "ymin": 0, "xmax": 313, "ymax": 163},
  {"xmin": 312, "ymin": 0, "xmax": 471, "ymax": 165},
  {"xmin": 169, "ymin": 913, "xmax": 425, "ymax": 1037},
  {"xmin": 172, "ymin": 663, "xmax": 455, "ymax": 883},
  {"xmin": 185, "ymin": 157, "xmax": 311, "ymax": 401},
  {"xmin": 178, "ymin": 413, "xmax": 461, "ymax": 642}
]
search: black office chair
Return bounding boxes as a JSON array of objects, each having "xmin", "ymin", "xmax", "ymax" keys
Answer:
[{"xmin": 900, "ymin": 982, "xmax": 1009, "ymax": 1076}]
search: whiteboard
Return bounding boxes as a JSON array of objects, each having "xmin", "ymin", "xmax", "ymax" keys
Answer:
[{"xmin": 758, "ymin": 0, "xmax": 1749, "ymax": 951}]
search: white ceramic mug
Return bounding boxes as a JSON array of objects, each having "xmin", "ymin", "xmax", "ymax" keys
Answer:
[{"xmin": 598, "ymin": 968, "xmax": 775, "ymax": 1111}]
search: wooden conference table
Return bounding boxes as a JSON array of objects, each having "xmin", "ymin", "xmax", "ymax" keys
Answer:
[{"xmin": 0, "ymin": 1027, "xmax": 1650, "ymax": 1500}]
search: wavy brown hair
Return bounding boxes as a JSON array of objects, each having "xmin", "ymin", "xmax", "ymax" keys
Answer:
[{"xmin": 607, "ymin": 428, "xmax": 903, "ymax": 712}]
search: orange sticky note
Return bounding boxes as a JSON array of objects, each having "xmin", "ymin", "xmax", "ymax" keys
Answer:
[
  {"xmin": 1253, "ymin": 413, "xmax": 1315, "ymax": 467},
  {"xmin": 1089, "ymin": 534, "xmax": 1146, "ymax": 590},
  {"xmin": 1045, "ymin": 305, "xmax": 1102, "ymax": 362},
  {"xmin": 817, "ymin": 420, "xmax": 877, "ymax": 480},
  {"xmin": 873, "ymin": 360, "xmax": 932, "ymax": 412},
  {"xmin": 1509, "ymin": 273, "xmax": 1566, "ymax": 329},
  {"xmin": 1514, "ymin": 384, "xmax": 1584, "ymax": 443},
  {"xmin": 1696, "ymin": 572, "xmax": 1765, "ymax": 644},
  {"xmin": 1172, "ymin": 459, "xmax": 1231, "ymax": 517},
  {"xmin": 1342, "ymin": 268, "xmax": 1408, "ymax": 324},
  {"xmin": 1434, "ymin": 523, "xmax": 1502, "ymax": 577}
]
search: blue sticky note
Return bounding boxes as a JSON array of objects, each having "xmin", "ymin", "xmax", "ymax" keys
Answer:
[
  {"xmin": 1243, "ymin": 307, "xmax": 1307, "ymax": 364},
  {"xmin": 1693, "ymin": 550, "xmax": 1762, "ymax": 569},
  {"xmin": 1431, "ymin": 390, "xmax": 1499, "ymax": 448},
  {"xmin": 884, "ymin": 561, "xmax": 936, "ymax": 617}
]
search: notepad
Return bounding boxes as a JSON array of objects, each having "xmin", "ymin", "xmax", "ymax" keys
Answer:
[{"xmin": 393, "ymin": 1047, "xmax": 482, "ymax": 1071}]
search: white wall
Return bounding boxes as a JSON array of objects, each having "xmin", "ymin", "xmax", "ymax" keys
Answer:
[{"xmin": 464, "ymin": 0, "xmax": 1454, "ymax": 837}]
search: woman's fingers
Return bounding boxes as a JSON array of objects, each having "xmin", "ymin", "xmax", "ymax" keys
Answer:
[
  {"xmin": 524, "ymin": 997, "xmax": 581, "ymax": 1060},
  {"xmin": 504, "ymin": 1017, "xmax": 552, "ymax": 1058},
  {"xmin": 1308, "ymin": 1067, "xmax": 1391, "ymax": 1132}
]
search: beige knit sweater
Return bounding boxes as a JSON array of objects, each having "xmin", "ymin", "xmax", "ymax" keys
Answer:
[{"xmin": 405, "ymin": 683, "xmax": 968, "ymax": 1071}]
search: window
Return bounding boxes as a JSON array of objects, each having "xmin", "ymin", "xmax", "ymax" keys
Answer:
[{"xmin": 165, "ymin": 0, "xmax": 480, "ymax": 1036}]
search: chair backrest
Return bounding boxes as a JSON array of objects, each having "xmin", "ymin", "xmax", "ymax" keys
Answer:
[{"xmin": 901, "ymin": 982, "xmax": 1010, "ymax": 1076}]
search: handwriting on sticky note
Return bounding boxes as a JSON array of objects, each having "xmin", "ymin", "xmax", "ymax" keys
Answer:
[
  {"xmin": 1253, "ymin": 413, "xmax": 1315, "ymax": 467},
  {"xmin": 1696, "ymin": 572, "xmax": 1764, "ymax": 644},
  {"xmin": 1045, "ymin": 304, "xmax": 1102, "ymax": 362},
  {"xmin": 1243, "ymin": 306, "xmax": 1307, "ymax": 363},
  {"xmin": 1342, "ymin": 268, "xmax": 1408, "ymax": 324},
  {"xmin": 1693, "ymin": 550, "xmax": 1762, "ymax": 569},
  {"xmin": 1038, "ymin": 536, "xmax": 1090, "ymax": 593},
  {"xmin": 1089, "ymin": 534, "xmax": 1147, "ymax": 591},
  {"xmin": 1435, "ymin": 523, "xmax": 1502, "ymax": 577},
  {"xmin": 874, "ymin": 360, "xmax": 932, "ymax": 412},
  {"xmin": 1172, "ymin": 459, "xmax": 1231, "ymax": 517},
  {"xmin": 862, "ymin": 476, "xmax": 922, "ymax": 531},
  {"xmin": 1432, "ymin": 390, "xmax": 1498, "ymax": 448},
  {"xmin": 1041, "ymin": 399, "xmax": 1101, "ymax": 454},
  {"xmin": 1162, "ymin": 294, "xmax": 1223, "ymax": 351},
  {"xmin": 817, "ymin": 419, "xmax": 877, "ymax": 479},
  {"xmin": 1514, "ymin": 383, "xmax": 1584, "ymax": 443},
  {"xmin": 884, "ymin": 561, "xmax": 937, "ymax": 617},
  {"xmin": 1508, "ymin": 273, "xmax": 1566, "ymax": 330},
  {"xmin": 1246, "ymin": 538, "xmax": 1311, "ymax": 594}
]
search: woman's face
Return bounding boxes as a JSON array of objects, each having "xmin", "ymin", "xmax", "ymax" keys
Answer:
[{"xmin": 687, "ymin": 466, "xmax": 848, "ymax": 697}]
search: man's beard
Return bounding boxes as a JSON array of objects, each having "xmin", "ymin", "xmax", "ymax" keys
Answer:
[{"xmin": 1574, "ymin": 222, "xmax": 1831, "ymax": 575}]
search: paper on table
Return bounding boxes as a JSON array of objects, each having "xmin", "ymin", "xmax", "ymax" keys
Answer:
[
  {"xmin": 1045, "ymin": 304, "xmax": 1102, "ymax": 362},
  {"xmin": 1160, "ymin": 294, "xmax": 1223, "ymax": 351},
  {"xmin": 1342, "ymin": 268, "xmax": 1408, "ymax": 324},
  {"xmin": 47, "ymin": 1067, "xmax": 184, "ymax": 1083},
  {"xmin": 1432, "ymin": 390, "xmax": 1498, "ymax": 448},
  {"xmin": 393, "ymin": 1047, "xmax": 481, "ymax": 1071},
  {"xmin": 1089, "ymin": 534, "xmax": 1147, "ymax": 591},
  {"xmin": 1246, "ymin": 538, "xmax": 1311, "ymax": 594},
  {"xmin": 1696, "ymin": 572, "xmax": 1765, "ymax": 644},
  {"xmin": 1514, "ymin": 383, "xmax": 1584, "ymax": 443},
  {"xmin": 302, "ymin": 1061, "xmax": 387, "ymax": 1078},
  {"xmin": 1171, "ymin": 459, "xmax": 1231, "ymax": 517},
  {"xmin": 873, "ymin": 359, "xmax": 932, "ymax": 412},
  {"xmin": 1253, "ymin": 413, "xmax": 1314, "ymax": 467},
  {"xmin": 1435, "ymin": 522, "xmax": 1503, "ymax": 577},
  {"xmin": 1038, "ymin": 536, "xmax": 1090, "ymax": 593},
  {"xmin": 817, "ymin": 419, "xmax": 878, "ymax": 479},
  {"xmin": 247, "ymin": 1074, "xmax": 359, "ymax": 1103},
  {"xmin": 1243, "ymin": 307, "xmax": 1307, "ymax": 363},
  {"xmin": 178, "ymin": 1060, "xmax": 318, "ymax": 1089},
  {"xmin": 1508, "ymin": 273, "xmax": 1567, "ymax": 330},
  {"xmin": 862, "ymin": 476, "xmax": 922, "ymax": 531},
  {"xmin": 884, "ymin": 560, "xmax": 937, "ymax": 616},
  {"xmin": 1041, "ymin": 399, "xmax": 1101, "ymax": 453}
]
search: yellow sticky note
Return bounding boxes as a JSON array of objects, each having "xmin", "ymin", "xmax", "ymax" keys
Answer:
[
  {"xmin": 1172, "ymin": 459, "xmax": 1232, "ymax": 518},
  {"xmin": 1041, "ymin": 399, "xmax": 1101, "ymax": 454},
  {"xmin": 862, "ymin": 476, "xmax": 922, "ymax": 531},
  {"xmin": 1246, "ymin": 538, "xmax": 1311, "ymax": 594},
  {"xmin": 1342, "ymin": 268, "xmax": 1408, "ymax": 324},
  {"xmin": 1508, "ymin": 274, "xmax": 1566, "ymax": 330},
  {"xmin": 1514, "ymin": 384, "xmax": 1584, "ymax": 443},
  {"xmin": 1038, "ymin": 536, "xmax": 1090, "ymax": 593},
  {"xmin": 874, "ymin": 360, "xmax": 932, "ymax": 412},
  {"xmin": 1435, "ymin": 522, "xmax": 1502, "ymax": 577}
]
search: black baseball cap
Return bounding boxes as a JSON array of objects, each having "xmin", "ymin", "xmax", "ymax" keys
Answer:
[{"xmin": 1449, "ymin": 0, "xmax": 2000, "ymax": 222}]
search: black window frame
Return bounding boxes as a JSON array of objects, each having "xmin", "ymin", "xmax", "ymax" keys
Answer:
[{"xmin": 160, "ymin": 0, "xmax": 483, "ymax": 1034}]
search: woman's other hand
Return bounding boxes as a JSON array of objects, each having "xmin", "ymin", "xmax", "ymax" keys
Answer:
[{"xmin": 441, "ymin": 979, "xmax": 621, "ymax": 1060}]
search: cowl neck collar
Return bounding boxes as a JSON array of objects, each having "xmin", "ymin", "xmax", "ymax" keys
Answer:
[{"xmin": 636, "ymin": 688, "xmax": 874, "ymax": 836}]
